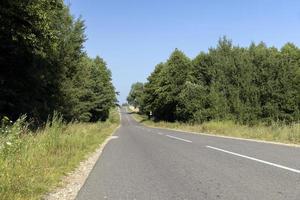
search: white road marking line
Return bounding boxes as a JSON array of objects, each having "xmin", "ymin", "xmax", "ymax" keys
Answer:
[
  {"xmin": 166, "ymin": 135, "xmax": 192, "ymax": 143},
  {"xmin": 157, "ymin": 132, "xmax": 163, "ymax": 135},
  {"xmin": 206, "ymin": 145, "xmax": 300, "ymax": 174},
  {"xmin": 142, "ymin": 125, "xmax": 300, "ymax": 148}
]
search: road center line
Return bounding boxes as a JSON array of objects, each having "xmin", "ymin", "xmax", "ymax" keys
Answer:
[
  {"xmin": 206, "ymin": 145, "xmax": 300, "ymax": 174},
  {"xmin": 157, "ymin": 132, "xmax": 163, "ymax": 135},
  {"xmin": 166, "ymin": 135, "xmax": 192, "ymax": 143}
]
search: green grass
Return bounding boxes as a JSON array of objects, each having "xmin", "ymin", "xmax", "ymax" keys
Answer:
[
  {"xmin": 0, "ymin": 108, "xmax": 120, "ymax": 200},
  {"xmin": 130, "ymin": 111, "xmax": 300, "ymax": 145}
]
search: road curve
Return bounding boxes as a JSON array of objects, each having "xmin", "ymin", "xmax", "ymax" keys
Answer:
[{"xmin": 76, "ymin": 108, "xmax": 300, "ymax": 200}]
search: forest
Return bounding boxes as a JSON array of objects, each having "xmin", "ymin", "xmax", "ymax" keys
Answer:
[
  {"xmin": 128, "ymin": 37, "xmax": 300, "ymax": 125},
  {"xmin": 0, "ymin": 0, "xmax": 117, "ymax": 124}
]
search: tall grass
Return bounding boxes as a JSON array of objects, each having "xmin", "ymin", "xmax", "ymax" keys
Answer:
[
  {"xmin": 132, "ymin": 112, "xmax": 300, "ymax": 144},
  {"xmin": 0, "ymin": 108, "xmax": 120, "ymax": 200}
]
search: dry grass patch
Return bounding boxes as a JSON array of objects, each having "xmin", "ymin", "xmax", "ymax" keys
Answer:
[{"xmin": 0, "ymin": 108, "xmax": 119, "ymax": 200}]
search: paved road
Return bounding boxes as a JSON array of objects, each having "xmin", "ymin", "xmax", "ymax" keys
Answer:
[{"xmin": 76, "ymin": 108, "xmax": 300, "ymax": 200}]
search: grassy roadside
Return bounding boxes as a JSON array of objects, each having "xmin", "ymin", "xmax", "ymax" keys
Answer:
[
  {"xmin": 0, "ymin": 108, "xmax": 120, "ymax": 200},
  {"xmin": 130, "ymin": 110, "xmax": 300, "ymax": 145}
]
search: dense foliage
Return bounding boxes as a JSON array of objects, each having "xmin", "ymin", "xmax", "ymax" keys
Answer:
[
  {"xmin": 129, "ymin": 38, "xmax": 300, "ymax": 124},
  {"xmin": 0, "ymin": 0, "xmax": 116, "ymax": 123},
  {"xmin": 127, "ymin": 82, "xmax": 144, "ymax": 108}
]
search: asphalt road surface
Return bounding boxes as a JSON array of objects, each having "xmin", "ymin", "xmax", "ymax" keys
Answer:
[{"xmin": 76, "ymin": 108, "xmax": 300, "ymax": 200}]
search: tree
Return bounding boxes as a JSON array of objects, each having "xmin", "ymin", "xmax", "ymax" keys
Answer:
[
  {"xmin": 141, "ymin": 63, "xmax": 165, "ymax": 116},
  {"xmin": 89, "ymin": 57, "xmax": 117, "ymax": 121},
  {"xmin": 0, "ymin": 0, "xmax": 117, "ymax": 124},
  {"xmin": 127, "ymin": 82, "xmax": 144, "ymax": 109},
  {"xmin": 146, "ymin": 49, "xmax": 191, "ymax": 121},
  {"xmin": 0, "ymin": 0, "xmax": 65, "ymax": 122},
  {"xmin": 136, "ymin": 37, "xmax": 300, "ymax": 125}
]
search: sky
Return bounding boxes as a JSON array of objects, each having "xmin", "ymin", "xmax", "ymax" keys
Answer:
[{"xmin": 67, "ymin": 0, "xmax": 300, "ymax": 103}]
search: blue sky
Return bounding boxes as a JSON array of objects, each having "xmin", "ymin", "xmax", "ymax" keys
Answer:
[{"xmin": 67, "ymin": 0, "xmax": 300, "ymax": 103}]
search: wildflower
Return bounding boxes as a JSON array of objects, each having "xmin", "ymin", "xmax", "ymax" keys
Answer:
[{"xmin": 6, "ymin": 141, "xmax": 12, "ymax": 146}]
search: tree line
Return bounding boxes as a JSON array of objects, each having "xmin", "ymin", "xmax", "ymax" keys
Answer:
[
  {"xmin": 128, "ymin": 37, "xmax": 300, "ymax": 125},
  {"xmin": 0, "ymin": 0, "xmax": 117, "ymax": 124}
]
